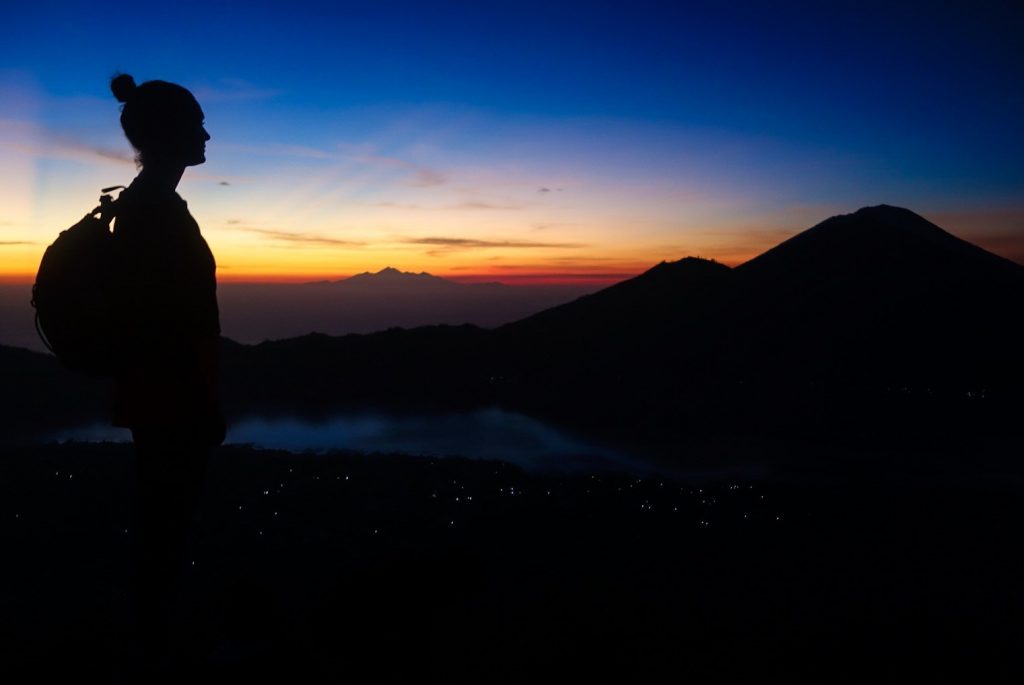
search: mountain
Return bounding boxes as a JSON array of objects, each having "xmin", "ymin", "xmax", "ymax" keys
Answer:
[
  {"xmin": 721, "ymin": 205, "xmax": 1024, "ymax": 382},
  {"xmin": 215, "ymin": 269, "xmax": 597, "ymax": 344},
  {"xmin": 328, "ymin": 267, "xmax": 503, "ymax": 290},
  {"xmin": 738, "ymin": 205, "xmax": 1020, "ymax": 280},
  {"xmin": 491, "ymin": 257, "xmax": 733, "ymax": 417},
  {"xmin": 732, "ymin": 204, "xmax": 1022, "ymax": 333},
  {"xmin": 503, "ymin": 256, "xmax": 730, "ymax": 337},
  {"xmin": 216, "ymin": 205, "xmax": 1024, "ymax": 444},
  {"xmin": 5, "ymin": 205, "xmax": 1022, "ymax": 450},
  {"xmin": 503, "ymin": 205, "xmax": 1024, "ymax": 438}
]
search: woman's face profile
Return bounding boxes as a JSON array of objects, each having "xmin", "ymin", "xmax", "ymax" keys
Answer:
[
  {"xmin": 156, "ymin": 94, "xmax": 209, "ymax": 168},
  {"xmin": 181, "ymin": 101, "xmax": 210, "ymax": 167}
]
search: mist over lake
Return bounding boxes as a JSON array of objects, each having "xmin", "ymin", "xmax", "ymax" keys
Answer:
[{"xmin": 46, "ymin": 407, "xmax": 645, "ymax": 474}]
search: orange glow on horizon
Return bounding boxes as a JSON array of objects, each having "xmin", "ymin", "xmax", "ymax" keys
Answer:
[
  {"xmin": 216, "ymin": 265, "xmax": 648, "ymax": 286},
  {"xmin": 0, "ymin": 264, "xmax": 648, "ymax": 287}
]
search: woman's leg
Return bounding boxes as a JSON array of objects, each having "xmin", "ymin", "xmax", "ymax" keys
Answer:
[{"xmin": 130, "ymin": 427, "xmax": 210, "ymax": 669}]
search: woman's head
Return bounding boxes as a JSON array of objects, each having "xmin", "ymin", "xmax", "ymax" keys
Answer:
[{"xmin": 111, "ymin": 74, "xmax": 209, "ymax": 168}]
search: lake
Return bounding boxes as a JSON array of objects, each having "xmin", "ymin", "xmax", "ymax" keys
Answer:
[{"xmin": 46, "ymin": 407, "xmax": 650, "ymax": 474}]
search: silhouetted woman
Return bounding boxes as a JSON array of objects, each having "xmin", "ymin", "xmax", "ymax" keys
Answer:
[{"xmin": 108, "ymin": 73, "xmax": 224, "ymax": 674}]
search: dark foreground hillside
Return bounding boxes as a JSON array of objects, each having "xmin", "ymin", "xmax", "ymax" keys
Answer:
[
  {"xmin": 213, "ymin": 206, "xmax": 1024, "ymax": 449},
  {"xmin": 1, "ymin": 442, "xmax": 1021, "ymax": 683}
]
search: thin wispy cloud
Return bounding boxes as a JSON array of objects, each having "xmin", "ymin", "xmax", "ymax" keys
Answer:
[
  {"xmin": 406, "ymin": 236, "xmax": 586, "ymax": 256},
  {"xmin": 70, "ymin": 143, "xmax": 133, "ymax": 163},
  {"xmin": 190, "ymin": 78, "xmax": 283, "ymax": 103},
  {"xmin": 362, "ymin": 200, "xmax": 517, "ymax": 211},
  {"xmin": 408, "ymin": 237, "xmax": 585, "ymax": 248},
  {"xmin": 411, "ymin": 168, "xmax": 447, "ymax": 187},
  {"xmin": 347, "ymin": 150, "xmax": 447, "ymax": 187},
  {"xmin": 0, "ymin": 240, "xmax": 33, "ymax": 246},
  {"xmin": 465, "ymin": 272, "xmax": 633, "ymax": 281},
  {"xmin": 0, "ymin": 120, "xmax": 133, "ymax": 165},
  {"xmin": 216, "ymin": 142, "xmax": 335, "ymax": 160},
  {"xmin": 348, "ymin": 152, "xmax": 412, "ymax": 168},
  {"xmin": 365, "ymin": 201, "xmax": 423, "ymax": 209},
  {"xmin": 239, "ymin": 227, "xmax": 365, "ymax": 247},
  {"xmin": 446, "ymin": 201, "xmax": 521, "ymax": 211}
]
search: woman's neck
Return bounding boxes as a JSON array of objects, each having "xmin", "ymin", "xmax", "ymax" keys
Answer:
[{"xmin": 136, "ymin": 163, "xmax": 186, "ymax": 193}]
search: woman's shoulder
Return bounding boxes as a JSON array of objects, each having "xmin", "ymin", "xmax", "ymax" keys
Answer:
[
  {"xmin": 114, "ymin": 181, "xmax": 191, "ymax": 234},
  {"xmin": 118, "ymin": 179, "xmax": 186, "ymax": 210}
]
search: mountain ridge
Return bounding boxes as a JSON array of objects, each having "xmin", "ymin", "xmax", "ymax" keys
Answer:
[
  {"xmin": 305, "ymin": 267, "xmax": 507, "ymax": 289},
  {"xmin": 229, "ymin": 203, "xmax": 1024, "ymax": 442},
  {"xmin": 737, "ymin": 204, "xmax": 1023, "ymax": 279},
  {"xmin": 5, "ymin": 204, "xmax": 1022, "ymax": 448}
]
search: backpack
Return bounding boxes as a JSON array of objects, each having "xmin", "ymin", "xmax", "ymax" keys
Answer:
[{"xmin": 31, "ymin": 186, "xmax": 125, "ymax": 376}]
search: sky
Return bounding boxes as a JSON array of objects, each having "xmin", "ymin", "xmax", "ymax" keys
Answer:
[{"xmin": 2, "ymin": 0, "xmax": 1022, "ymax": 284}]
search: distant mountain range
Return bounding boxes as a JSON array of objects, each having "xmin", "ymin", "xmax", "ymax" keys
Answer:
[
  {"xmin": 315, "ymin": 266, "xmax": 505, "ymax": 289},
  {"xmin": 4, "ymin": 205, "xmax": 1023, "ymax": 448},
  {"xmin": 214, "ymin": 268, "xmax": 596, "ymax": 344}
]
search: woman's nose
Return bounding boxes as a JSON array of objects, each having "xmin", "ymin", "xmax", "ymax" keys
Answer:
[{"xmin": 203, "ymin": 127, "xmax": 211, "ymax": 141}]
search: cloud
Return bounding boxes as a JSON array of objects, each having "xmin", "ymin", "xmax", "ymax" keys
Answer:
[
  {"xmin": 190, "ymin": 79, "xmax": 283, "ymax": 103},
  {"xmin": 409, "ymin": 237, "xmax": 584, "ymax": 248},
  {"xmin": 405, "ymin": 236, "xmax": 586, "ymax": 256},
  {"xmin": 0, "ymin": 127, "xmax": 134, "ymax": 165},
  {"xmin": 349, "ymin": 152, "xmax": 411, "ymax": 168},
  {"xmin": 0, "ymin": 240, "xmax": 33, "ymax": 246},
  {"xmin": 411, "ymin": 168, "xmax": 447, "ymax": 187},
  {"xmin": 346, "ymin": 150, "xmax": 447, "ymax": 187},
  {"xmin": 239, "ymin": 227, "xmax": 365, "ymax": 247},
  {"xmin": 463, "ymin": 272, "xmax": 634, "ymax": 281},
  {"xmin": 365, "ymin": 201, "xmax": 422, "ymax": 209},
  {"xmin": 74, "ymin": 143, "xmax": 133, "ymax": 163},
  {"xmin": 219, "ymin": 181, "xmax": 231, "ymax": 186},
  {"xmin": 364, "ymin": 199, "xmax": 518, "ymax": 211},
  {"xmin": 446, "ymin": 201, "xmax": 521, "ymax": 211},
  {"xmin": 217, "ymin": 142, "xmax": 335, "ymax": 159}
]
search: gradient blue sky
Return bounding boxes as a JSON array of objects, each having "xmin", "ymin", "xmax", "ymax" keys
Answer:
[{"xmin": 3, "ymin": 0, "xmax": 1022, "ymax": 281}]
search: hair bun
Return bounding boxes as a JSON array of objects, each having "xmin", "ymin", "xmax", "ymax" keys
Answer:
[{"xmin": 110, "ymin": 73, "xmax": 137, "ymax": 103}]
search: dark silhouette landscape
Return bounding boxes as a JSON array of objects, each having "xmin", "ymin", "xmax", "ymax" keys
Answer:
[
  {"xmin": 2, "ymin": 204, "xmax": 1023, "ymax": 681},
  {"xmin": 7, "ymin": 205, "xmax": 1022, "ymax": 452},
  {"xmin": 0, "ymin": 269, "xmax": 599, "ymax": 352}
]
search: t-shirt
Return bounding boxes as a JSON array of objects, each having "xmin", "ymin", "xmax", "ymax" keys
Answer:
[{"xmin": 109, "ymin": 178, "xmax": 222, "ymax": 437}]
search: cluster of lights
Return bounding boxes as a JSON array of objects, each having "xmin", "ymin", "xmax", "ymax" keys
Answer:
[{"xmin": 37, "ymin": 455, "xmax": 786, "ymax": 566}]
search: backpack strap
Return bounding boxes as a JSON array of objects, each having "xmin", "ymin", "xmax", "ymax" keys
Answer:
[
  {"xmin": 33, "ymin": 304, "xmax": 55, "ymax": 355},
  {"xmin": 91, "ymin": 185, "xmax": 126, "ymax": 227}
]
